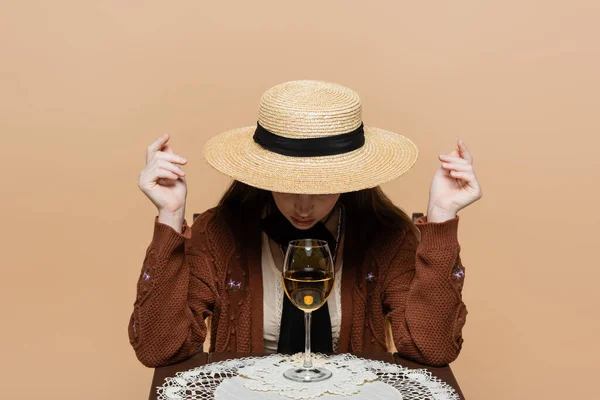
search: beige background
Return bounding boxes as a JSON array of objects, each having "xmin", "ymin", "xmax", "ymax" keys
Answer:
[{"xmin": 1, "ymin": 1, "xmax": 599, "ymax": 399}]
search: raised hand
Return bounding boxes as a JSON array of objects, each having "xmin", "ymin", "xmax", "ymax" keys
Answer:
[
  {"xmin": 138, "ymin": 134, "xmax": 188, "ymax": 229},
  {"xmin": 427, "ymin": 139, "xmax": 483, "ymax": 222}
]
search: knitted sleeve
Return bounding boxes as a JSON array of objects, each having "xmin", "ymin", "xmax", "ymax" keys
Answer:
[
  {"xmin": 382, "ymin": 215, "xmax": 467, "ymax": 366},
  {"xmin": 127, "ymin": 214, "xmax": 218, "ymax": 367}
]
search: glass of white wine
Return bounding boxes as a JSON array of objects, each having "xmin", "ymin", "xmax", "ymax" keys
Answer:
[{"xmin": 281, "ymin": 239, "xmax": 335, "ymax": 382}]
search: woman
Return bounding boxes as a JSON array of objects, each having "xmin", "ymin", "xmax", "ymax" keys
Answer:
[{"xmin": 128, "ymin": 80, "xmax": 483, "ymax": 368}]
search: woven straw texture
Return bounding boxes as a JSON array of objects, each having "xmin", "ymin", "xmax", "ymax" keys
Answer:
[{"xmin": 203, "ymin": 80, "xmax": 419, "ymax": 194}]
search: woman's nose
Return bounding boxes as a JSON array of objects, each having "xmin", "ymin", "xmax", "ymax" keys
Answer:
[{"xmin": 294, "ymin": 195, "xmax": 313, "ymax": 215}]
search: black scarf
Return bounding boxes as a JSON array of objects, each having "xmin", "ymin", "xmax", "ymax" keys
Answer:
[{"xmin": 260, "ymin": 206, "xmax": 337, "ymax": 354}]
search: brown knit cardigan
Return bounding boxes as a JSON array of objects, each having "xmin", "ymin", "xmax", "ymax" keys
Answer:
[{"xmin": 128, "ymin": 206, "xmax": 467, "ymax": 368}]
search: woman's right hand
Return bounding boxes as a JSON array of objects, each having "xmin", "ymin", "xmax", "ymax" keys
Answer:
[{"xmin": 138, "ymin": 134, "xmax": 188, "ymax": 220}]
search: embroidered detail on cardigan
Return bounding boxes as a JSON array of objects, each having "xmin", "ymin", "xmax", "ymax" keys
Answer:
[
  {"xmin": 365, "ymin": 272, "xmax": 377, "ymax": 283},
  {"xmin": 452, "ymin": 264, "xmax": 465, "ymax": 280},
  {"xmin": 227, "ymin": 279, "xmax": 242, "ymax": 291}
]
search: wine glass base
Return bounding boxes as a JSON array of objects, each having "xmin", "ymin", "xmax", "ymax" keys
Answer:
[{"xmin": 283, "ymin": 366, "xmax": 332, "ymax": 382}]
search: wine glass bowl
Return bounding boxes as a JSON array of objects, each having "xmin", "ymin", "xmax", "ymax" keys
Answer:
[{"xmin": 281, "ymin": 239, "xmax": 335, "ymax": 382}]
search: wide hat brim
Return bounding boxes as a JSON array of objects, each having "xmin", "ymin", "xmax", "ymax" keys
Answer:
[{"xmin": 203, "ymin": 124, "xmax": 418, "ymax": 195}]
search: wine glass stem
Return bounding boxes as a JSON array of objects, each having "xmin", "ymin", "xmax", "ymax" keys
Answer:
[{"xmin": 303, "ymin": 311, "xmax": 313, "ymax": 369}]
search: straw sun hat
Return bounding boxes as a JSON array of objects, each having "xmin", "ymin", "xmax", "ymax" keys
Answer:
[{"xmin": 202, "ymin": 80, "xmax": 419, "ymax": 194}]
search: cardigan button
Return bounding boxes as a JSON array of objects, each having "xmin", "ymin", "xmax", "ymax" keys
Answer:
[
  {"xmin": 230, "ymin": 315, "xmax": 235, "ymax": 321},
  {"xmin": 238, "ymin": 300, "xmax": 243, "ymax": 306}
]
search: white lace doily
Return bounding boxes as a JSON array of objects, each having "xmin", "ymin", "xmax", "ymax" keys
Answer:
[{"xmin": 156, "ymin": 353, "xmax": 460, "ymax": 400}]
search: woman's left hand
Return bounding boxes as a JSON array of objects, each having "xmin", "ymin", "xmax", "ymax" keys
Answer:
[{"xmin": 427, "ymin": 139, "xmax": 483, "ymax": 222}]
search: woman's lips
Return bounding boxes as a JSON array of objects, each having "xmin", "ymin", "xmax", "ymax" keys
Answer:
[{"xmin": 291, "ymin": 216, "xmax": 315, "ymax": 227}]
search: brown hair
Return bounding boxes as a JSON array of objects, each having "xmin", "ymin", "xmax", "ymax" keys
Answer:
[{"xmin": 217, "ymin": 180, "xmax": 419, "ymax": 239}]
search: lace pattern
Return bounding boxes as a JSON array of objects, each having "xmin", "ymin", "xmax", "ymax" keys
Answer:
[
  {"xmin": 274, "ymin": 274, "xmax": 284, "ymax": 345},
  {"xmin": 156, "ymin": 353, "xmax": 459, "ymax": 400},
  {"xmin": 331, "ymin": 266, "xmax": 342, "ymax": 352}
]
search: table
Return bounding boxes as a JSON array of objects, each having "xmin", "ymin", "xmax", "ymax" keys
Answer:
[{"xmin": 149, "ymin": 352, "xmax": 465, "ymax": 400}]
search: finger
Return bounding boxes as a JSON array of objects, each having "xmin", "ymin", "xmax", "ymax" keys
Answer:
[
  {"xmin": 156, "ymin": 160, "xmax": 186, "ymax": 177},
  {"xmin": 449, "ymin": 170, "xmax": 474, "ymax": 182},
  {"xmin": 155, "ymin": 168, "xmax": 179, "ymax": 181},
  {"xmin": 153, "ymin": 151, "xmax": 188, "ymax": 165},
  {"xmin": 441, "ymin": 162, "xmax": 473, "ymax": 172},
  {"xmin": 157, "ymin": 178, "xmax": 176, "ymax": 186},
  {"xmin": 162, "ymin": 144, "xmax": 174, "ymax": 154},
  {"xmin": 439, "ymin": 154, "xmax": 469, "ymax": 165},
  {"xmin": 457, "ymin": 139, "xmax": 473, "ymax": 164},
  {"xmin": 146, "ymin": 134, "xmax": 170, "ymax": 162}
]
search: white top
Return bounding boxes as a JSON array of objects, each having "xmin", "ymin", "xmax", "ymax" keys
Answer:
[{"xmin": 261, "ymin": 232, "xmax": 343, "ymax": 353}]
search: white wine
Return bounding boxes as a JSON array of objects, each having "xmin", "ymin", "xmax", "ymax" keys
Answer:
[
  {"xmin": 283, "ymin": 268, "xmax": 334, "ymax": 312},
  {"xmin": 281, "ymin": 240, "xmax": 335, "ymax": 382}
]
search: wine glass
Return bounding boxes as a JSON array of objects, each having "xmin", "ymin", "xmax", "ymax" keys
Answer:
[{"xmin": 281, "ymin": 239, "xmax": 335, "ymax": 382}]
